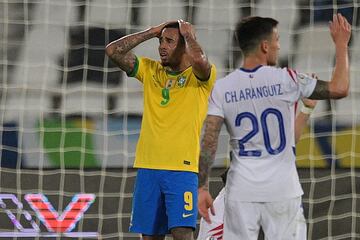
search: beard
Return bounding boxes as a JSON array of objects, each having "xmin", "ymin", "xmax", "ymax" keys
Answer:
[{"xmin": 160, "ymin": 59, "xmax": 170, "ymax": 66}]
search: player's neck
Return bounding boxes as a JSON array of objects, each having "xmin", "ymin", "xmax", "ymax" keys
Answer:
[
  {"xmin": 242, "ymin": 54, "xmax": 267, "ymax": 70},
  {"xmin": 167, "ymin": 58, "xmax": 191, "ymax": 73}
]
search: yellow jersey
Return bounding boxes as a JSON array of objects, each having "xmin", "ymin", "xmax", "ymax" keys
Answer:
[{"xmin": 128, "ymin": 56, "xmax": 216, "ymax": 172}]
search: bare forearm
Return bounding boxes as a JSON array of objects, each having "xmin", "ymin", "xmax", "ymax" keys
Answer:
[
  {"xmin": 310, "ymin": 14, "xmax": 351, "ymax": 100},
  {"xmin": 309, "ymin": 47, "xmax": 349, "ymax": 99},
  {"xmin": 105, "ymin": 28, "xmax": 156, "ymax": 72},
  {"xmin": 295, "ymin": 112, "xmax": 310, "ymax": 143},
  {"xmin": 198, "ymin": 149, "xmax": 214, "ymax": 189},
  {"xmin": 184, "ymin": 35, "xmax": 205, "ymax": 61},
  {"xmin": 106, "ymin": 28, "xmax": 155, "ymax": 56},
  {"xmin": 184, "ymin": 35, "xmax": 211, "ymax": 80},
  {"xmin": 329, "ymin": 45, "xmax": 349, "ymax": 98},
  {"xmin": 198, "ymin": 116, "xmax": 223, "ymax": 188}
]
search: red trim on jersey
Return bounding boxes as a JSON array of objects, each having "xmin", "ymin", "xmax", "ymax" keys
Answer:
[
  {"xmin": 208, "ymin": 223, "xmax": 224, "ymax": 239},
  {"xmin": 211, "ymin": 230, "xmax": 223, "ymax": 237},
  {"xmin": 209, "ymin": 223, "xmax": 223, "ymax": 232},
  {"xmin": 287, "ymin": 68, "xmax": 297, "ymax": 83}
]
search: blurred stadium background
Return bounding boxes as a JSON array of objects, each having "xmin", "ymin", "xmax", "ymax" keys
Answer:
[{"xmin": 0, "ymin": 0, "xmax": 359, "ymax": 239}]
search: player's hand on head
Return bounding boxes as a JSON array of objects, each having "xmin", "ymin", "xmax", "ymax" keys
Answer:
[
  {"xmin": 178, "ymin": 19, "xmax": 196, "ymax": 40},
  {"xmin": 152, "ymin": 20, "xmax": 178, "ymax": 38},
  {"xmin": 198, "ymin": 187, "xmax": 215, "ymax": 224},
  {"xmin": 329, "ymin": 13, "xmax": 351, "ymax": 46}
]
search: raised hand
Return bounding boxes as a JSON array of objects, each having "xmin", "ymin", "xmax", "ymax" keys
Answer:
[
  {"xmin": 178, "ymin": 19, "xmax": 196, "ymax": 40},
  {"xmin": 151, "ymin": 20, "xmax": 178, "ymax": 38},
  {"xmin": 329, "ymin": 13, "xmax": 351, "ymax": 47}
]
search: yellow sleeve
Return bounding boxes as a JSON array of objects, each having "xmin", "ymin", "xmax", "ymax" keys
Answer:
[
  {"xmin": 198, "ymin": 64, "xmax": 217, "ymax": 91},
  {"xmin": 127, "ymin": 56, "xmax": 156, "ymax": 83}
]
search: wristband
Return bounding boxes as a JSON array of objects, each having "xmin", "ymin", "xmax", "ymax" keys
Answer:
[{"xmin": 301, "ymin": 105, "xmax": 314, "ymax": 115}]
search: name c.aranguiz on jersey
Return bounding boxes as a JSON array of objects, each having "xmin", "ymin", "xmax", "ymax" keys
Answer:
[{"xmin": 224, "ymin": 83, "xmax": 283, "ymax": 103}]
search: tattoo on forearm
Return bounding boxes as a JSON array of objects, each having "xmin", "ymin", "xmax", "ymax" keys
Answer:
[
  {"xmin": 117, "ymin": 30, "xmax": 154, "ymax": 54},
  {"xmin": 184, "ymin": 35, "xmax": 203, "ymax": 55},
  {"xmin": 111, "ymin": 52, "xmax": 136, "ymax": 73},
  {"xmin": 198, "ymin": 116, "xmax": 224, "ymax": 188},
  {"xmin": 198, "ymin": 150, "xmax": 213, "ymax": 189},
  {"xmin": 108, "ymin": 30, "xmax": 154, "ymax": 72},
  {"xmin": 184, "ymin": 36, "xmax": 210, "ymax": 80},
  {"xmin": 309, "ymin": 80, "xmax": 330, "ymax": 99}
]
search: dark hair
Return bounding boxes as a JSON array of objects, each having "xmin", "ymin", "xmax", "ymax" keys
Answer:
[
  {"xmin": 235, "ymin": 16, "xmax": 278, "ymax": 56},
  {"xmin": 164, "ymin": 22, "xmax": 180, "ymax": 29}
]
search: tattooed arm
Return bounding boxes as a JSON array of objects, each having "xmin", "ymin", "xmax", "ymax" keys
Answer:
[
  {"xmin": 178, "ymin": 20, "xmax": 211, "ymax": 81},
  {"xmin": 105, "ymin": 21, "xmax": 176, "ymax": 74},
  {"xmin": 309, "ymin": 14, "xmax": 351, "ymax": 99},
  {"xmin": 198, "ymin": 115, "xmax": 224, "ymax": 224}
]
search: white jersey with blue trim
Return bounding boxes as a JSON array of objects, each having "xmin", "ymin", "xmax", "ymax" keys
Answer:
[{"xmin": 208, "ymin": 65, "xmax": 317, "ymax": 202}]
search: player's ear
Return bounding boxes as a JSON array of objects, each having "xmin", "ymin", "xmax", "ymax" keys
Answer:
[{"xmin": 260, "ymin": 40, "xmax": 269, "ymax": 54}]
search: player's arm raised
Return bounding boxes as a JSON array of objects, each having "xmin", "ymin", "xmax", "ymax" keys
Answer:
[
  {"xmin": 178, "ymin": 19, "xmax": 211, "ymax": 81},
  {"xmin": 105, "ymin": 21, "xmax": 177, "ymax": 74},
  {"xmin": 198, "ymin": 115, "xmax": 224, "ymax": 223},
  {"xmin": 309, "ymin": 13, "xmax": 351, "ymax": 100}
]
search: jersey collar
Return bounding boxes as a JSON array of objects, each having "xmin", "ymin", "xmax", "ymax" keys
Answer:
[
  {"xmin": 165, "ymin": 65, "xmax": 191, "ymax": 76},
  {"xmin": 239, "ymin": 65, "xmax": 263, "ymax": 73}
]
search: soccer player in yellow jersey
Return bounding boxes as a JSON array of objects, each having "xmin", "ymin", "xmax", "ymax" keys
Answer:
[{"xmin": 106, "ymin": 20, "xmax": 216, "ymax": 240}]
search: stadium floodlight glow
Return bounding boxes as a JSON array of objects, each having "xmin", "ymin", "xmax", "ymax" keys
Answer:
[{"xmin": 0, "ymin": 193, "xmax": 97, "ymax": 238}]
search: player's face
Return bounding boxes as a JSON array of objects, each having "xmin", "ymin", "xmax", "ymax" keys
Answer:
[
  {"xmin": 158, "ymin": 28, "xmax": 184, "ymax": 67},
  {"xmin": 267, "ymin": 28, "xmax": 280, "ymax": 66}
]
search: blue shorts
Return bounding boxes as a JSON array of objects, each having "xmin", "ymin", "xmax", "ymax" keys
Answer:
[{"xmin": 129, "ymin": 169, "xmax": 198, "ymax": 235}]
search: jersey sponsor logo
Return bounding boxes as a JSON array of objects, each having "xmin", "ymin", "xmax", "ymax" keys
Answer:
[{"xmin": 182, "ymin": 213, "xmax": 194, "ymax": 218}]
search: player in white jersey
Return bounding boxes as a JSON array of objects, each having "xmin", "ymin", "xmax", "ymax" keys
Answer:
[
  {"xmin": 198, "ymin": 14, "xmax": 351, "ymax": 240},
  {"xmin": 197, "ymin": 98, "xmax": 317, "ymax": 240}
]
